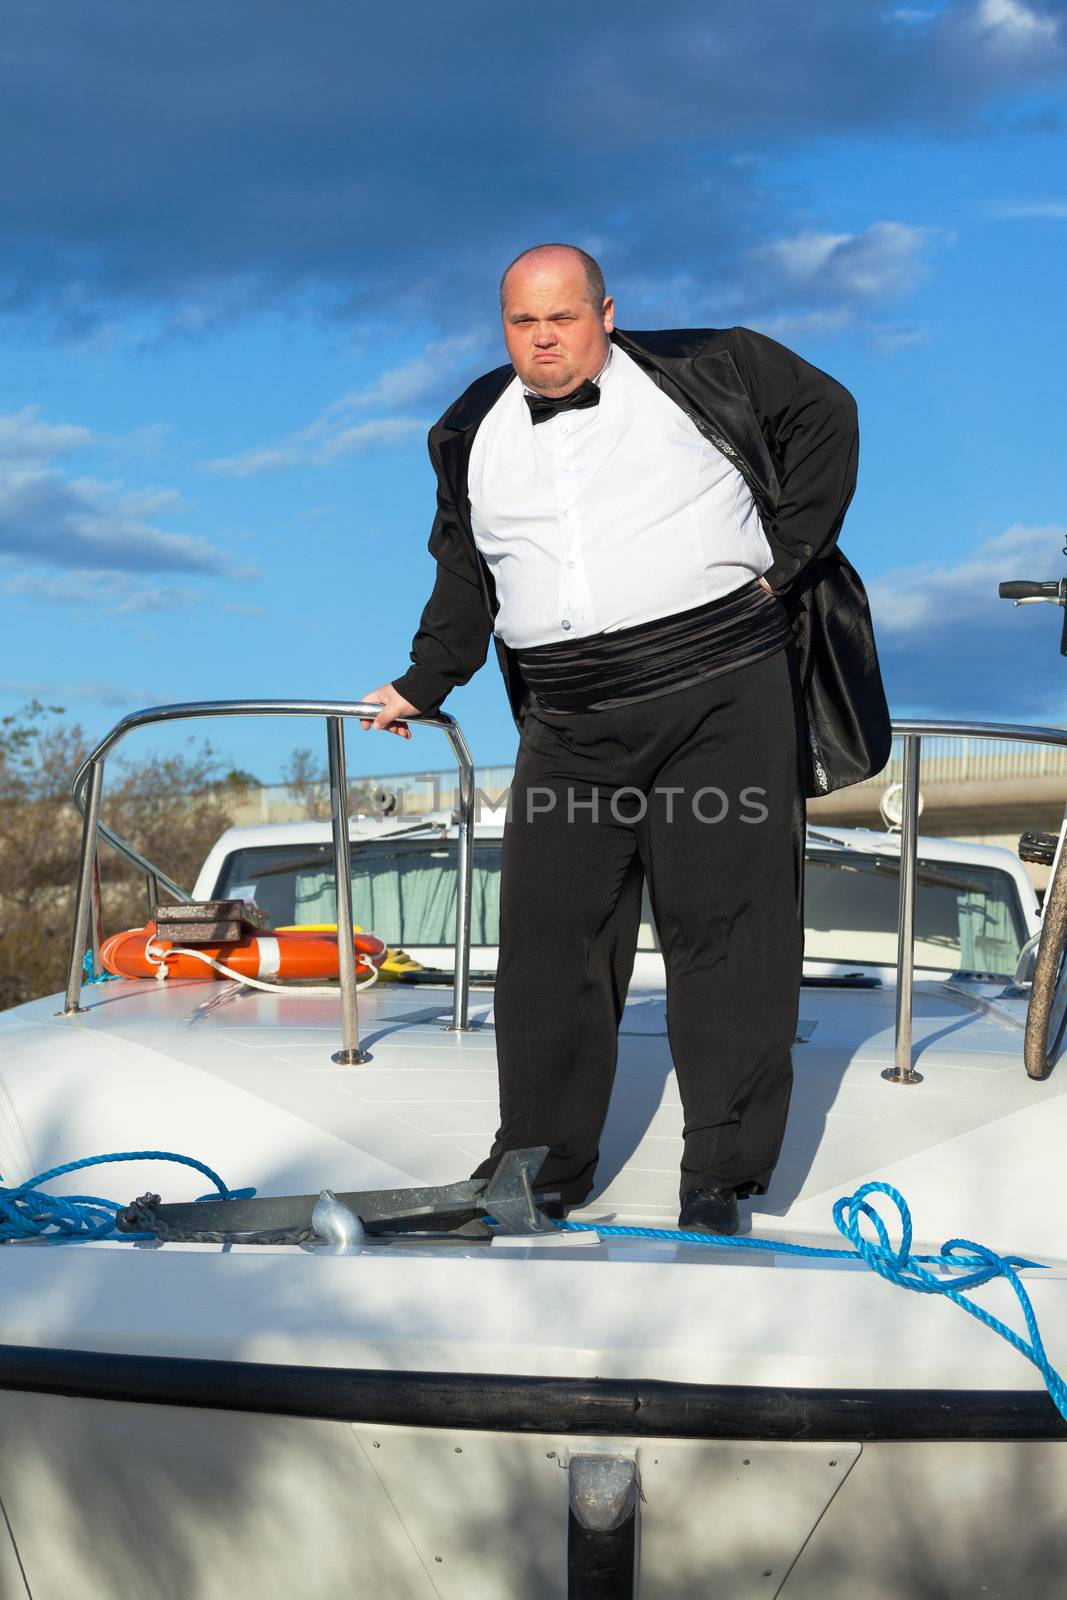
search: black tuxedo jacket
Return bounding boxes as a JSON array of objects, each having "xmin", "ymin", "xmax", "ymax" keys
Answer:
[{"xmin": 392, "ymin": 325, "xmax": 893, "ymax": 798}]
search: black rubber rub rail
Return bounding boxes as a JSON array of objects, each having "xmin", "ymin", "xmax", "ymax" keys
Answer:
[{"xmin": 1, "ymin": 1347, "xmax": 1065, "ymax": 1441}]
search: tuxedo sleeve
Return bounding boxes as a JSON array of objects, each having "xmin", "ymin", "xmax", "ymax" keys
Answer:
[
  {"xmin": 390, "ymin": 432, "xmax": 493, "ymax": 713},
  {"xmin": 726, "ymin": 326, "xmax": 859, "ymax": 595}
]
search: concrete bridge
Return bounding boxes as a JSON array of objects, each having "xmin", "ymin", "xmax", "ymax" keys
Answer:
[
  {"xmin": 808, "ymin": 736, "xmax": 1067, "ymax": 890},
  {"xmin": 227, "ymin": 734, "xmax": 1067, "ymax": 893}
]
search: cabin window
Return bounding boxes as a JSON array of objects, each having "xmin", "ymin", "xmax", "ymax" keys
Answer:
[
  {"xmin": 802, "ymin": 851, "xmax": 1027, "ymax": 975},
  {"xmin": 214, "ymin": 840, "xmax": 1028, "ymax": 976},
  {"xmin": 215, "ymin": 840, "xmax": 504, "ymax": 945}
]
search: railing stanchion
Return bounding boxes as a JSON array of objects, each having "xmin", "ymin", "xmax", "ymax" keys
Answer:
[
  {"xmin": 61, "ymin": 760, "xmax": 104, "ymax": 1016},
  {"xmin": 145, "ymin": 872, "xmax": 161, "ymax": 920},
  {"xmin": 90, "ymin": 852, "xmax": 103, "ymax": 976},
  {"xmin": 883, "ymin": 733, "xmax": 924, "ymax": 1086},
  {"xmin": 326, "ymin": 716, "xmax": 369, "ymax": 1065},
  {"xmin": 442, "ymin": 725, "xmax": 476, "ymax": 1031}
]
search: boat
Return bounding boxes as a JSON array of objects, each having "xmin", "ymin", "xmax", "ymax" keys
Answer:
[{"xmin": 1, "ymin": 692, "xmax": 1067, "ymax": 1599}]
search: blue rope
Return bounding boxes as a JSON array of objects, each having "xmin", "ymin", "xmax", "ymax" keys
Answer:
[
  {"xmin": 6, "ymin": 1155, "xmax": 1064, "ymax": 1421},
  {"xmin": 82, "ymin": 950, "xmax": 118, "ymax": 985},
  {"xmin": 0, "ymin": 1151, "xmax": 255, "ymax": 1243},
  {"xmin": 556, "ymin": 1181, "xmax": 1067, "ymax": 1420}
]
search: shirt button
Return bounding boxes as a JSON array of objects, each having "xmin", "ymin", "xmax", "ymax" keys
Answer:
[
  {"xmin": 561, "ymin": 620, "xmax": 572, "ymax": 630},
  {"xmin": 566, "ymin": 560, "xmax": 575, "ymax": 569},
  {"xmin": 561, "ymin": 510, "xmax": 571, "ymax": 520}
]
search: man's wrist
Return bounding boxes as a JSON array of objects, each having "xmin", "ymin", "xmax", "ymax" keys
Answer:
[{"xmin": 390, "ymin": 663, "xmax": 449, "ymax": 713}]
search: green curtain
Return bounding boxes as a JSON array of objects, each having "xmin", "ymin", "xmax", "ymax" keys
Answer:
[
  {"xmin": 957, "ymin": 886, "xmax": 1019, "ymax": 974},
  {"xmin": 293, "ymin": 850, "xmax": 502, "ymax": 944}
]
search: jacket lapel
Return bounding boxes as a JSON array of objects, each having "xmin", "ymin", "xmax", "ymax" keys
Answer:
[{"xmin": 612, "ymin": 331, "xmax": 781, "ymax": 509}]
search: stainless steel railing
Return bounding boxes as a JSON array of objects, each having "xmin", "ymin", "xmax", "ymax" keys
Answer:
[
  {"xmin": 63, "ymin": 708, "xmax": 1067, "ymax": 1082},
  {"xmin": 882, "ymin": 719, "xmax": 1067, "ymax": 1083},
  {"xmin": 64, "ymin": 700, "xmax": 477, "ymax": 1056}
]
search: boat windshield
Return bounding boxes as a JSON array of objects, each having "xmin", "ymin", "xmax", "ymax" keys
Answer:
[
  {"xmin": 803, "ymin": 849, "xmax": 1027, "ymax": 975},
  {"xmin": 215, "ymin": 840, "xmax": 505, "ymax": 946},
  {"xmin": 212, "ymin": 838, "xmax": 1029, "ymax": 976}
]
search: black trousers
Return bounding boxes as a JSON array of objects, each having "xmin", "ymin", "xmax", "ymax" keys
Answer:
[{"xmin": 471, "ymin": 639, "xmax": 807, "ymax": 1208}]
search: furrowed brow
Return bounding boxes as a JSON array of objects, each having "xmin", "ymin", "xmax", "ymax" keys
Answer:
[{"xmin": 508, "ymin": 307, "xmax": 578, "ymax": 322}]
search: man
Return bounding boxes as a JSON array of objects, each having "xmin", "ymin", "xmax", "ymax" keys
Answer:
[{"xmin": 360, "ymin": 244, "xmax": 891, "ymax": 1234}]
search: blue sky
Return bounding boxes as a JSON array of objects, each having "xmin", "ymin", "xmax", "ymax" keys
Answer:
[{"xmin": 2, "ymin": 0, "xmax": 1067, "ymax": 783}]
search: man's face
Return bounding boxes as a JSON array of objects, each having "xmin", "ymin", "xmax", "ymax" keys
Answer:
[{"xmin": 501, "ymin": 255, "xmax": 614, "ymax": 396}]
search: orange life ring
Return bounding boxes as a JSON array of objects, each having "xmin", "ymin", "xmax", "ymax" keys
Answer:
[{"xmin": 99, "ymin": 923, "xmax": 388, "ymax": 983}]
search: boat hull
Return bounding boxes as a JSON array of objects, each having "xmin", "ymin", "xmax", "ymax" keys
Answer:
[{"xmin": 2, "ymin": 1351, "xmax": 1067, "ymax": 1598}]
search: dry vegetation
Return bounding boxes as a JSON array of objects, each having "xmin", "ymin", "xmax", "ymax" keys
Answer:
[{"xmin": 0, "ymin": 703, "xmax": 250, "ymax": 1010}]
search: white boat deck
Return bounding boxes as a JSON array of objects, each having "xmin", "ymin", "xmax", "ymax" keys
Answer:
[
  {"xmin": 1, "ymin": 969, "xmax": 1066, "ymax": 1399},
  {"xmin": 1, "ymin": 972, "xmax": 1055, "ymax": 1242}
]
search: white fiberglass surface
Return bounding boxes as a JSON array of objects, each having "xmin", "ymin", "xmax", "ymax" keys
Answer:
[
  {"xmin": 0, "ymin": 970, "xmax": 1059, "ymax": 1259},
  {"xmin": 1, "ymin": 973, "xmax": 1066, "ymax": 1392}
]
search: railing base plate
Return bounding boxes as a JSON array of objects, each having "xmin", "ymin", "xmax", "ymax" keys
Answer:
[{"xmin": 880, "ymin": 1066, "xmax": 924, "ymax": 1085}]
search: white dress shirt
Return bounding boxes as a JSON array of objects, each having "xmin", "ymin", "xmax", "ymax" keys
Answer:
[{"xmin": 467, "ymin": 343, "xmax": 776, "ymax": 650}]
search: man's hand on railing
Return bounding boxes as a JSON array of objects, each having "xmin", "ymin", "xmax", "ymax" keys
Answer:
[{"xmin": 358, "ymin": 683, "xmax": 419, "ymax": 739}]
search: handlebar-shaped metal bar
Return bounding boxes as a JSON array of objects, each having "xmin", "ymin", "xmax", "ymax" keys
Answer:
[
  {"xmin": 65, "ymin": 700, "xmax": 477, "ymax": 1058},
  {"xmin": 62, "ymin": 702, "xmax": 1067, "ymax": 1084}
]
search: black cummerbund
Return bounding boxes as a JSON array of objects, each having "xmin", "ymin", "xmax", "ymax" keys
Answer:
[{"xmin": 513, "ymin": 577, "xmax": 793, "ymax": 713}]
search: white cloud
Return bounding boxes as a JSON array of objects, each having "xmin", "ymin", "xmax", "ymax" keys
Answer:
[
  {"xmin": 205, "ymin": 445, "xmax": 303, "ymax": 478},
  {"xmin": 0, "ymin": 407, "xmax": 170, "ymax": 466},
  {"xmin": 205, "ymin": 330, "xmax": 494, "ymax": 478},
  {"xmin": 988, "ymin": 199, "xmax": 1067, "ymax": 219},
  {"xmin": 206, "ymin": 415, "xmax": 424, "ymax": 478},
  {"xmin": 0, "ymin": 466, "xmax": 240, "ymax": 575},
  {"xmin": 757, "ymin": 310, "xmax": 929, "ymax": 351},
  {"xmin": 869, "ymin": 323, "xmax": 929, "ymax": 354},
  {"xmin": 338, "ymin": 332, "xmax": 492, "ymax": 411},
  {"xmin": 610, "ymin": 220, "xmax": 943, "ymax": 350},
  {"xmin": 870, "ymin": 524, "xmax": 1065, "ymax": 634},
  {"xmin": 102, "ymin": 421, "xmax": 173, "ymax": 459},
  {"xmin": 756, "ymin": 231, "xmax": 852, "ymax": 281},
  {"xmin": 971, "ymin": 0, "xmax": 1059, "ymax": 46},
  {"xmin": 0, "ymin": 402, "xmax": 243, "ymax": 588},
  {"xmin": 0, "ymin": 406, "xmax": 93, "ymax": 462},
  {"xmin": 750, "ymin": 308, "xmax": 858, "ymax": 340},
  {"xmin": 869, "ymin": 524, "xmax": 1067, "ymax": 718},
  {"xmin": 748, "ymin": 221, "xmax": 942, "ymax": 307},
  {"xmin": 3, "ymin": 570, "xmax": 197, "ymax": 613},
  {"xmin": 729, "ymin": 221, "xmax": 946, "ymax": 349},
  {"xmin": 316, "ymin": 419, "xmax": 425, "ymax": 463},
  {"xmin": 2, "ymin": 2, "xmax": 1066, "ymax": 346}
]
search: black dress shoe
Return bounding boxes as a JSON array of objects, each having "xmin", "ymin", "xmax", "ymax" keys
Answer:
[{"xmin": 678, "ymin": 1186, "xmax": 740, "ymax": 1236}]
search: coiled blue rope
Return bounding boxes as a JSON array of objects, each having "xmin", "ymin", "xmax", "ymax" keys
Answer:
[
  {"xmin": 0, "ymin": 1151, "xmax": 254, "ymax": 1243},
  {"xmin": 557, "ymin": 1181, "xmax": 1067, "ymax": 1420},
  {"xmin": 82, "ymin": 951, "xmax": 118, "ymax": 986}
]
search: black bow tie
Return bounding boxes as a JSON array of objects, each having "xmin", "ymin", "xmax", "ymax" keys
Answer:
[{"xmin": 524, "ymin": 378, "xmax": 601, "ymax": 425}]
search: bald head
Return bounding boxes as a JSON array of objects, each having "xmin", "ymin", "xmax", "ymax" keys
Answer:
[
  {"xmin": 499, "ymin": 243, "xmax": 605, "ymax": 312},
  {"xmin": 499, "ymin": 243, "xmax": 615, "ymax": 398}
]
